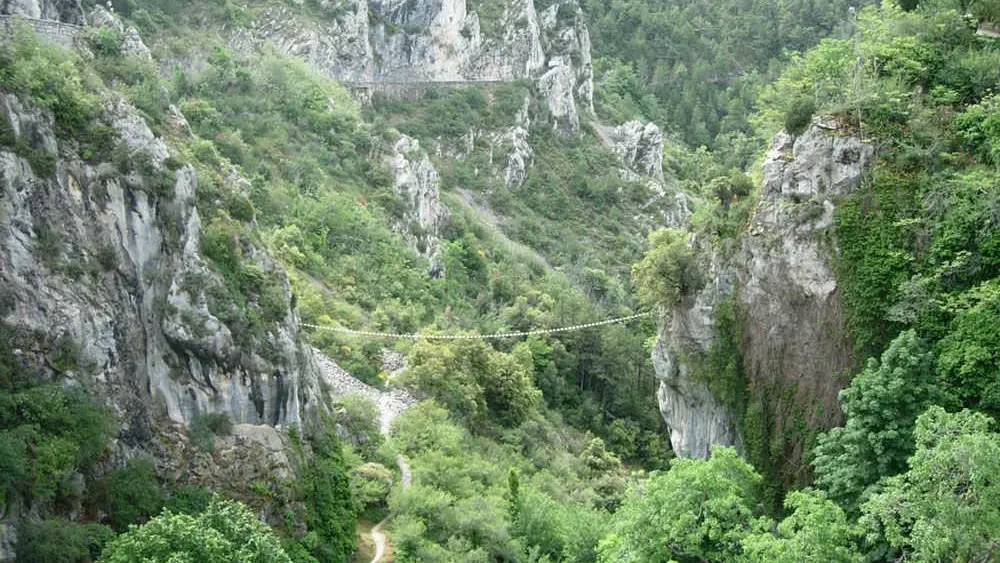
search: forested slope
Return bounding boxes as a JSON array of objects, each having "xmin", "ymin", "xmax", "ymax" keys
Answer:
[{"xmin": 1, "ymin": 0, "xmax": 999, "ymax": 561}]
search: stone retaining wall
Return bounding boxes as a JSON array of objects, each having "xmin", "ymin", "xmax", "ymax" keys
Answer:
[{"xmin": 0, "ymin": 15, "xmax": 84, "ymax": 48}]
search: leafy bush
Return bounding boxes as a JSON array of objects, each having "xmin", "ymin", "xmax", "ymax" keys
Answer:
[
  {"xmin": 598, "ymin": 446, "xmax": 760, "ymax": 562},
  {"xmin": 100, "ymin": 458, "xmax": 166, "ymax": 531},
  {"xmin": 0, "ymin": 25, "xmax": 101, "ymax": 135},
  {"xmin": 335, "ymin": 393, "xmax": 382, "ymax": 458},
  {"xmin": 631, "ymin": 228, "xmax": 703, "ymax": 310},
  {"xmin": 0, "ymin": 335, "xmax": 115, "ymax": 504},
  {"xmin": 297, "ymin": 431, "xmax": 356, "ymax": 562},
  {"xmin": 16, "ymin": 519, "xmax": 114, "ymax": 563},
  {"xmin": 86, "ymin": 27, "xmax": 124, "ymax": 57},
  {"xmin": 188, "ymin": 412, "xmax": 233, "ymax": 453},
  {"xmin": 784, "ymin": 97, "xmax": 816, "ymax": 135},
  {"xmin": 164, "ymin": 484, "xmax": 213, "ymax": 515},
  {"xmin": 101, "ymin": 496, "xmax": 293, "ymax": 562},
  {"xmin": 812, "ymin": 331, "xmax": 939, "ymax": 513}
]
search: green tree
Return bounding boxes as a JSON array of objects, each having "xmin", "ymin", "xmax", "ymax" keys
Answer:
[
  {"xmin": 859, "ymin": 407, "xmax": 1000, "ymax": 561},
  {"xmin": 741, "ymin": 490, "xmax": 861, "ymax": 563},
  {"xmin": 301, "ymin": 432, "xmax": 357, "ymax": 562},
  {"xmin": 938, "ymin": 281, "xmax": 1000, "ymax": 417},
  {"xmin": 631, "ymin": 228, "xmax": 703, "ymax": 310},
  {"xmin": 597, "ymin": 446, "xmax": 759, "ymax": 562},
  {"xmin": 812, "ymin": 330, "xmax": 938, "ymax": 512},
  {"xmin": 334, "ymin": 393, "xmax": 383, "ymax": 458},
  {"xmin": 784, "ymin": 97, "xmax": 817, "ymax": 135},
  {"xmin": 16, "ymin": 519, "xmax": 113, "ymax": 563},
  {"xmin": 398, "ymin": 339, "xmax": 489, "ymax": 424},
  {"xmin": 101, "ymin": 496, "xmax": 292, "ymax": 562},
  {"xmin": 100, "ymin": 458, "xmax": 166, "ymax": 531}
]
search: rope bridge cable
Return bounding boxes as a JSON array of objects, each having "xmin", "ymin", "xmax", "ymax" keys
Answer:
[{"xmin": 300, "ymin": 311, "xmax": 655, "ymax": 340}]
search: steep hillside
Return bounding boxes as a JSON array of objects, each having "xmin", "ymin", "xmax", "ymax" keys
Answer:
[
  {"xmin": 4, "ymin": 0, "xmax": 1000, "ymax": 561},
  {"xmin": 0, "ymin": 0, "xmax": 671, "ymax": 559}
]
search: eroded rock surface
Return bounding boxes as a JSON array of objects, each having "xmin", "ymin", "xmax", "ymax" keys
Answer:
[{"xmin": 653, "ymin": 120, "xmax": 873, "ymax": 461}]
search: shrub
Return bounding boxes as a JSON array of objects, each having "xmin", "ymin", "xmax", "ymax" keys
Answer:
[
  {"xmin": 0, "ymin": 25, "xmax": 101, "ymax": 135},
  {"xmin": 16, "ymin": 519, "xmax": 113, "ymax": 563},
  {"xmin": 188, "ymin": 412, "xmax": 233, "ymax": 453},
  {"xmin": 86, "ymin": 27, "xmax": 124, "ymax": 57},
  {"xmin": 102, "ymin": 458, "xmax": 166, "ymax": 531},
  {"xmin": 101, "ymin": 496, "xmax": 293, "ymax": 562},
  {"xmin": 164, "ymin": 484, "xmax": 213, "ymax": 515},
  {"xmin": 631, "ymin": 228, "xmax": 703, "ymax": 310},
  {"xmin": 784, "ymin": 97, "xmax": 816, "ymax": 135}
]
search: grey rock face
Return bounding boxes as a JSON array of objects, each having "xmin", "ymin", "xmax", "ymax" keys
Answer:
[
  {"xmin": 652, "ymin": 247, "xmax": 743, "ymax": 458},
  {"xmin": 602, "ymin": 120, "xmax": 665, "ymax": 185},
  {"xmin": 537, "ymin": 1, "xmax": 593, "ymax": 133},
  {"xmin": 231, "ymin": 0, "xmax": 591, "ymax": 133},
  {"xmin": 389, "ymin": 135, "xmax": 450, "ymax": 274},
  {"xmin": 653, "ymin": 121, "xmax": 872, "ymax": 459},
  {"xmin": 1, "ymin": 0, "xmax": 85, "ymax": 24},
  {"xmin": 88, "ymin": 5, "xmax": 152, "ymax": 59},
  {"xmin": 0, "ymin": 93, "xmax": 325, "ymax": 434}
]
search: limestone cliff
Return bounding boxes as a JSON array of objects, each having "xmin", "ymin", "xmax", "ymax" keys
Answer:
[
  {"xmin": 653, "ymin": 119, "xmax": 872, "ymax": 469},
  {"xmin": 389, "ymin": 134, "xmax": 450, "ymax": 274},
  {"xmin": 1, "ymin": 0, "xmax": 84, "ymax": 24},
  {"xmin": 0, "ymin": 91, "xmax": 328, "ymax": 429},
  {"xmin": 229, "ymin": 0, "xmax": 593, "ymax": 133}
]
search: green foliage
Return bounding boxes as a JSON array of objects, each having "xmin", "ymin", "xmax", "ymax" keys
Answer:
[
  {"xmin": 163, "ymin": 484, "xmax": 213, "ymax": 515},
  {"xmin": 85, "ymin": 27, "xmax": 125, "ymax": 57},
  {"xmin": 298, "ymin": 430, "xmax": 357, "ymax": 562},
  {"xmin": 187, "ymin": 412, "xmax": 233, "ymax": 453},
  {"xmin": 784, "ymin": 97, "xmax": 816, "ymax": 135},
  {"xmin": 834, "ymin": 163, "xmax": 920, "ymax": 355},
  {"xmin": 0, "ymin": 336, "xmax": 114, "ymax": 505},
  {"xmin": 937, "ymin": 280, "xmax": 1000, "ymax": 415},
  {"xmin": 953, "ymin": 93, "xmax": 1000, "ymax": 167},
  {"xmin": 631, "ymin": 228, "xmax": 703, "ymax": 310},
  {"xmin": 0, "ymin": 24, "xmax": 101, "ymax": 135},
  {"xmin": 350, "ymin": 462, "xmax": 392, "ymax": 511},
  {"xmin": 389, "ymin": 402, "xmax": 614, "ymax": 561},
  {"xmin": 586, "ymin": 0, "xmax": 873, "ymax": 147},
  {"xmin": 16, "ymin": 519, "xmax": 114, "ymax": 563},
  {"xmin": 101, "ymin": 496, "xmax": 293, "ymax": 562},
  {"xmin": 859, "ymin": 407, "xmax": 1000, "ymax": 561},
  {"xmin": 99, "ymin": 458, "xmax": 166, "ymax": 532},
  {"xmin": 376, "ymin": 84, "xmax": 530, "ymax": 139},
  {"xmin": 334, "ymin": 393, "xmax": 382, "ymax": 459},
  {"xmin": 598, "ymin": 447, "xmax": 760, "ymax": 562},
  {"xmin": 813, "ymin": 331, "xmax": 939, "ymax": 513},
  {"xmin": 399, "ymin": 339, "xmax": 541, "ymax": 428},
  {"xmin": 742, "ymin": 490, "xmax": 861, "ymax": 563}
]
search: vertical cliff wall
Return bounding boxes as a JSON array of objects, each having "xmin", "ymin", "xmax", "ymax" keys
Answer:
[{"xmin": 654, "ymin": 119, "xmax": 873, "ymax": 483}]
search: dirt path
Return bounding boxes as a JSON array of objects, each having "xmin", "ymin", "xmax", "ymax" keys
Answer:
[
  {"xmin": 311, "ymin": 350, "xmax": 416, "ymax": 563},
  {"xmin": 369, "ymin": 455, "xmax": 412, "ymax": 563}
]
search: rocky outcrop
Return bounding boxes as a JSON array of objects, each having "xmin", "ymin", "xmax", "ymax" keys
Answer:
[
  {"xmin": 653, "ymin": 119, "xmax": 872, "ymax": 464},
  {"xmin": 537, "ymin": 1, "xmax": 593, "ymax": 134},
  {"xmin": 389, "ymin": 135, "xmax": 450, "ymax": 274},
  {"xmin": 229, "ymin": 0, "xmax": 592, "ymax": 133},
  {"xmin": 653, "ymin": 247, "xmax": 742, "ymax": 458},
  {"xmin": 0, "ymin": 92, "xmax": 327, "ymax": 430},
  {"xmin": 1, "ymin": 0, "xmax": 85, "ymax": 24},
  {"xmin": 602, "ymin": 120, "xmax": 664, "ymax": 185},
  {"xmin": 88, "ymin": 5, "xmax": 152, "ymax": 59}
]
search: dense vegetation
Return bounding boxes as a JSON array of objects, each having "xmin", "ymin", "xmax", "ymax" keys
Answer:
[
  {"xmin": 615, "ymin": 0, "xmax": 1000, "ymax": 560},
  {"xmin": 584, "ymin": 0, "xmax": 876, "ymax": 152},
  {"xmin": 3, "ymin": 0, "xmax": 1000, "ymax": 560}
]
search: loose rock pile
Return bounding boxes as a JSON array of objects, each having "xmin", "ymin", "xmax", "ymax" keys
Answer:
[{"xmin": 312, "ymin": 349, "xmax": 416, "ymax": 435}]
